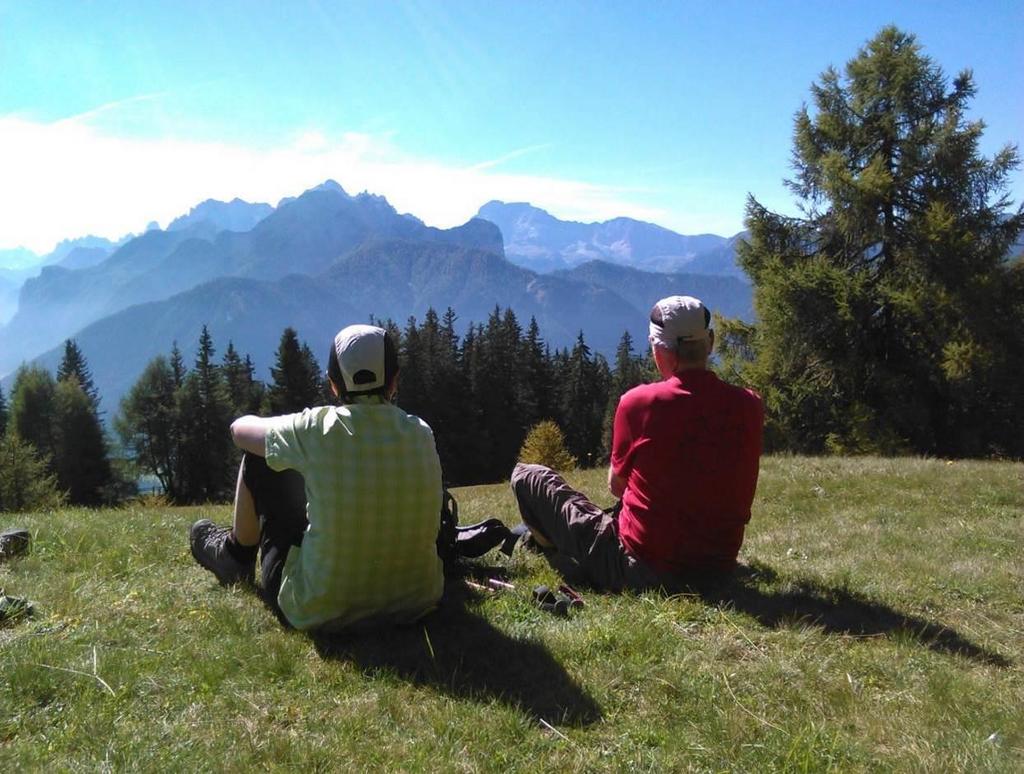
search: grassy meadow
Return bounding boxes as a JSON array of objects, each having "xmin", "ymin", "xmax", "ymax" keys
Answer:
[{"xmin": 1, "ymin": 456, "xmax": 1022, "ymax": 772}]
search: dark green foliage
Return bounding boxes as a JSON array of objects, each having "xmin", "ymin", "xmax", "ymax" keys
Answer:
[
  {"xmin": 222, "ymin": 341, "xmax": 265, "ymax": 418},
  {"xmin": 0, "ymin": 384, "xmax": 7, "ymax": 438},
  {"xmin": 602, "ymin": 331, "xmax": 647, "ymax": 457},
  {"xmin": 10, "ymin": 365, "xmax": 59, "ymax": 464},
  {"xmin": 116, "ymin": 356, "xmax": 182, "ymax": 499},
  {"xmin": 117, "ymin": 327, "xmax": 245, "ymax": 503},
  {"xmin": 176, "ymin": 326, "xmax": 235, "ymax": 502},
  {"xmin": 728, "ymin": 27, "xmax": 1024, "ymax": 457},
  {"xmin": 559, "ymin": 332, "xmax": 611, "ymax": 466},
  {"xmin": 269, "ymin": 328, "xmax": 323, "ymax": 414},
  {"xmin": 53, "ymin": 379, "xmax": 113, "ymax": 506},
  {"xmin": 57, "ymin": 339, "xmax": 100, "ymax": 410},
  {"xmin": 0, "ymin": 433, "xmax": 63, "ymax": 512}
]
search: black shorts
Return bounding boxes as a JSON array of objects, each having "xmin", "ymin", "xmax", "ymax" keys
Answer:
[{"xmin": 241, "ymin": 452, "xmax": 307, "ymax": 605}]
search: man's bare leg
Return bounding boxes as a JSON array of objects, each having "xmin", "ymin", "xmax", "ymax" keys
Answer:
[{"xmin": 232, "ymin": 460, "xmax": 261, "ymax": 547}]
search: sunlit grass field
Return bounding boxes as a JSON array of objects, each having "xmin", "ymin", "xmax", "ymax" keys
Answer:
[{"xmin": 1, "ymin": 456, "xmax": 1022, "ymax": 772}]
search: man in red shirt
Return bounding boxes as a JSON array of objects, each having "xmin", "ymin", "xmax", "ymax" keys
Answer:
[{"xmin": 510, "ymin": 295, "xmax": 763, "ymax": 590}]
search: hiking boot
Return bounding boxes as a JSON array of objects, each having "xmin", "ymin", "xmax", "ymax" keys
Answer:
[{"xmin": 189, "ymin": 519, "xmax": 255, "ymax": 586}]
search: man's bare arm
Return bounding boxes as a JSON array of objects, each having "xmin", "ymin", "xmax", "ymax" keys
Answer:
[
  {"xmin": 607, "ymin": 465, "xmax": 627, "ymax": 498},
  {"xmin": 231, "ymin": 415, "xmax": 271, "ymax": 457}
]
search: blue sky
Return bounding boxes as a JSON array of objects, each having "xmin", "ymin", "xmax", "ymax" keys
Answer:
[{"xmin": 1, "ymin": 0, "xmax": 1021, "ymax": 253}]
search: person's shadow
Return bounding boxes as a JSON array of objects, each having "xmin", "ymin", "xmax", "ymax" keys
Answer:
[
  {"xmin": 306, "ymin": 569, "xmax": 602, "ymax": 727},
  {"xmin": 676, "ymin": 560, "xmax": 1011, "ymax": 667}
]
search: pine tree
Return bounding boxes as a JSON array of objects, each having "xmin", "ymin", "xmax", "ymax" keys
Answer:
[
  {"xmin": 0, "ymin": 384, "xmax": 7, "ymax": 438},
  {"xmin": 9, "ymin": 365, "xmax": 58, "ymax": 467},
  {"xmin": 518, "ymin": 420, "xmax": 577, "ymax": 472},
  {"xmin": 169, "ymin": 341, "xmax": 186, "ymax": 388},
  {"xmin": 558, "ymin": 332, "xmax": 611, "ymax": 466},
  {"xmin": 269, "ymin": 328, "xmax": 323, "ymax": 413},
  {"xmin": 57, "ymin": 339, "xmax": 100, "ymax": 410},
  {"xmin": 115, "ymin": 356, "xmax": 181, "ymax": 500},
  {"xmin": 602, "ymin": 331, "xmax": 647, "ymax": 458},
  {"xmin": 0, "ymin": 433, "xmax": 64, "ymax": 512},
  {"xmin": 222, "ymin": 341, "xmax": 264, "ymax": 417},
  {"xmin": 176, "ymin": 326, "xmax": 234, "ymax": 502},
  {"xmin": 54, "ymin": 379, "xmax": 113, "ymax": 505},
  {"xmin": 731, "ymin": 26, "xmax": 1024, "ymax": 456}
]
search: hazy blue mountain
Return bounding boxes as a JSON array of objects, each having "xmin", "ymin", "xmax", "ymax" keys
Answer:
[
  {"xmin": 43, "ymin": 235, "xmax": 126, "ymax": 267},
  {"xmin": 0, "ymin": 184, "xmax": 504, "ymax": 376},
  {"xmin": 0, "ymin": 247, "xmax": 39, "ymax": 271},
  {"xmin": 555, "ymin": 260, "xmax": 754, "ymax": 322},
  {"xmin": 7, "ymin": 238, "xmax": 642, "ymax": 412},
  {"xmin": 477, "ymin": 200, "xmax": 746, "ymax": 276},
  {"xmin": 167, "ymin": 197, "xmax": 274, "ymax": 234}
]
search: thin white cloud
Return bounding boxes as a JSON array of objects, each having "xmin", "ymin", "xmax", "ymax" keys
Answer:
[
  {"xmin": 56, "ymin": 91, "xmax": 172, "ymax": 126},
  {"xmin": 1, "ymin": 116, "xmax": 731, "ymax": 254},
  {"xmin": 468, "ymin": 143, "xmax": 553, "ymax": 172}
]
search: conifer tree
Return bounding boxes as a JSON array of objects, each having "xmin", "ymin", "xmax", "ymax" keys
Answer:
[
  {"xmin": 176, "ymin": 326, "xmax": 234, "ymax": 502},
  {"xmin": 116, "ymin": 356, "xmax": 182, "ymax": 500},
  {"xmin": 0, "ymin": 384, "xmax": 7, "ymax": 438},
  {"xmin": 57, "ymin": 339, "xmax": 100, "ymax": 410},
  {"xmin": 559, "ymin": 332, "xmax": 611, "ymax": 466},
  {"xmin": 602, "ymin": 331, "xmax": 647, "ymax": 457},
  {"xmin": 518, "ymin": 420, "xmax": 577, "ymax": 472},
  {"xmin": 54, "ymin": 379, "xmax": 113, "ymax": 505},
  {"xmin": 731, "ymin": 26, "xmax": 1024, "ymax": 456},
  {"xmin": 0, "ymin": 433, "xmax": 64, "ymax": 512},
  {"xmin": 269, "ymin": 328, "xmax": 323, "ymax": 413},
  {"xmin": 222, "ymin": 341, "xmax": 264, "ymax": 417},
  {"xmin": 9, "ymin": 365, "xmax": 58, "ymax": 466}
]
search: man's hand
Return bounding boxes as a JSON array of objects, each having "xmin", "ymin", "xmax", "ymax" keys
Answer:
[
  {"xmin": 231, "ymin": 415, "xmax": 271, "ymax": 457},
  {"xmin": 607, "ymin": 465, "xmax": 626, "ymax": 498}
]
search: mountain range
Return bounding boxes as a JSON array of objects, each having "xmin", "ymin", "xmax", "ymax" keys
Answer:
[
  {"xmin": 476, "ymin": 200, "xmax": 748, "ymax": 276},
  {"xmin": 0, "ymin": 182, "xmax": 753, "ymax": 412}
]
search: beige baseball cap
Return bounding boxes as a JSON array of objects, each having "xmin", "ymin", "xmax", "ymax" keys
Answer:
[
  {"xmin": 333, "ymin": 324, "xmax": 387, "ymax": 392},
  {"xmin": 648, "ymin": 295, "xmax": 711, "ymax": 350}
]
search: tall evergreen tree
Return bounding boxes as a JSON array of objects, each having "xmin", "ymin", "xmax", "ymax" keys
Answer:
[
  {"xmin": 558, "ymin": 332, "xmax": 611, "ymax": 466},
  {"xmin": 0, "ymin": 384, "xmax": 7, "ymax": 438},
  {"xmin": 9, "ymin": 365, "xmax": 59, "ymax": 466},
  {"xmin": 222, "ymin": 341, "xmax": 265, "ymax": 417},
  {"xmin": 269, "ymin": 327, "xmax": 323, "ymax": 413},
  {"xmin": 730, "ymin": 26, "xmax": 1024, "ymax": 456},
  {"xmin": 57, "ymin": 339, "xmax": 100, "ymax": 410},
  {"xmin": 177, "ymin": 326, "xmax": 234, "ymax": 502},
  {"xmin": 169, "ymin": 341, "xmax": 186, "ymax": 388},
  {"xmin": 602, "ymin": 330, "xmax": 647, "ymax": 457},
  {"xmin": 54, "ymin": 379, "xmax": 113, "ymax": 505},
  {"xmin": 116, "ymin": 356, "xmax": 182, "ymax": 500}
]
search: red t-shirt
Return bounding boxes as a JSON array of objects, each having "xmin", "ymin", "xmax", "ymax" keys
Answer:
[{"xmin": 611, "ymin": 370, "xmax": 763, "ymax": 573}]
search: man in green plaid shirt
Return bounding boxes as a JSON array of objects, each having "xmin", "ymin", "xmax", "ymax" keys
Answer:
[{"xmin": 190, "ymin": 324, "xmax": 444, "ymax": 631}]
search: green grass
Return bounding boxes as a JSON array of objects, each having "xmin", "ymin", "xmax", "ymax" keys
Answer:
[{"xmin": 1, "ymin": 456, "xmax": 1022, "ymax": 772}]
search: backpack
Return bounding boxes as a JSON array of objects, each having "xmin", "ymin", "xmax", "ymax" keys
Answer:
[{"xmin": 436, "ymin": 488, "xmax": 512, "ymax": 569}]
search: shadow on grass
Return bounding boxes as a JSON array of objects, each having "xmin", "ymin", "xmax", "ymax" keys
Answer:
[
  {"xmin": 685, "ymin": 561, "xmax": 1011, "ymax": 667},
  {"xmin": 303, "ymin": 572, "xmax": 602, "ymax": 727}
]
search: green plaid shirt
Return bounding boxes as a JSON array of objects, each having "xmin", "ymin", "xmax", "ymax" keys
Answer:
[{"xmin": 265, "ymin": 396, "xmax": 444, "ymax": 631}]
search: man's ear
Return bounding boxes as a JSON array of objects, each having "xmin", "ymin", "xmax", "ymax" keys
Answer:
[
  {"xmin": 387, "ymin": 369, "xmax": 401, "ymax": 400},
  {"xmin": 708, "ymin": 329, "xmax": 715, "ymax": 353}
]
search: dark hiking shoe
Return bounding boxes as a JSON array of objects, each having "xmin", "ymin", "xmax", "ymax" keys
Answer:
[
  {"xmin": 0, "ymin": 528, "xmax": 31, "ymax": 561},
  {"xmin": 190, "ymin": 520, "xmax": 255, "ymax": 586}
]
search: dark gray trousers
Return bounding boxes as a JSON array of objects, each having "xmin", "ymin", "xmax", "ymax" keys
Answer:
[{"xmin": 509, "ymin": 463, "xmax": 664, "ymax": 591}]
